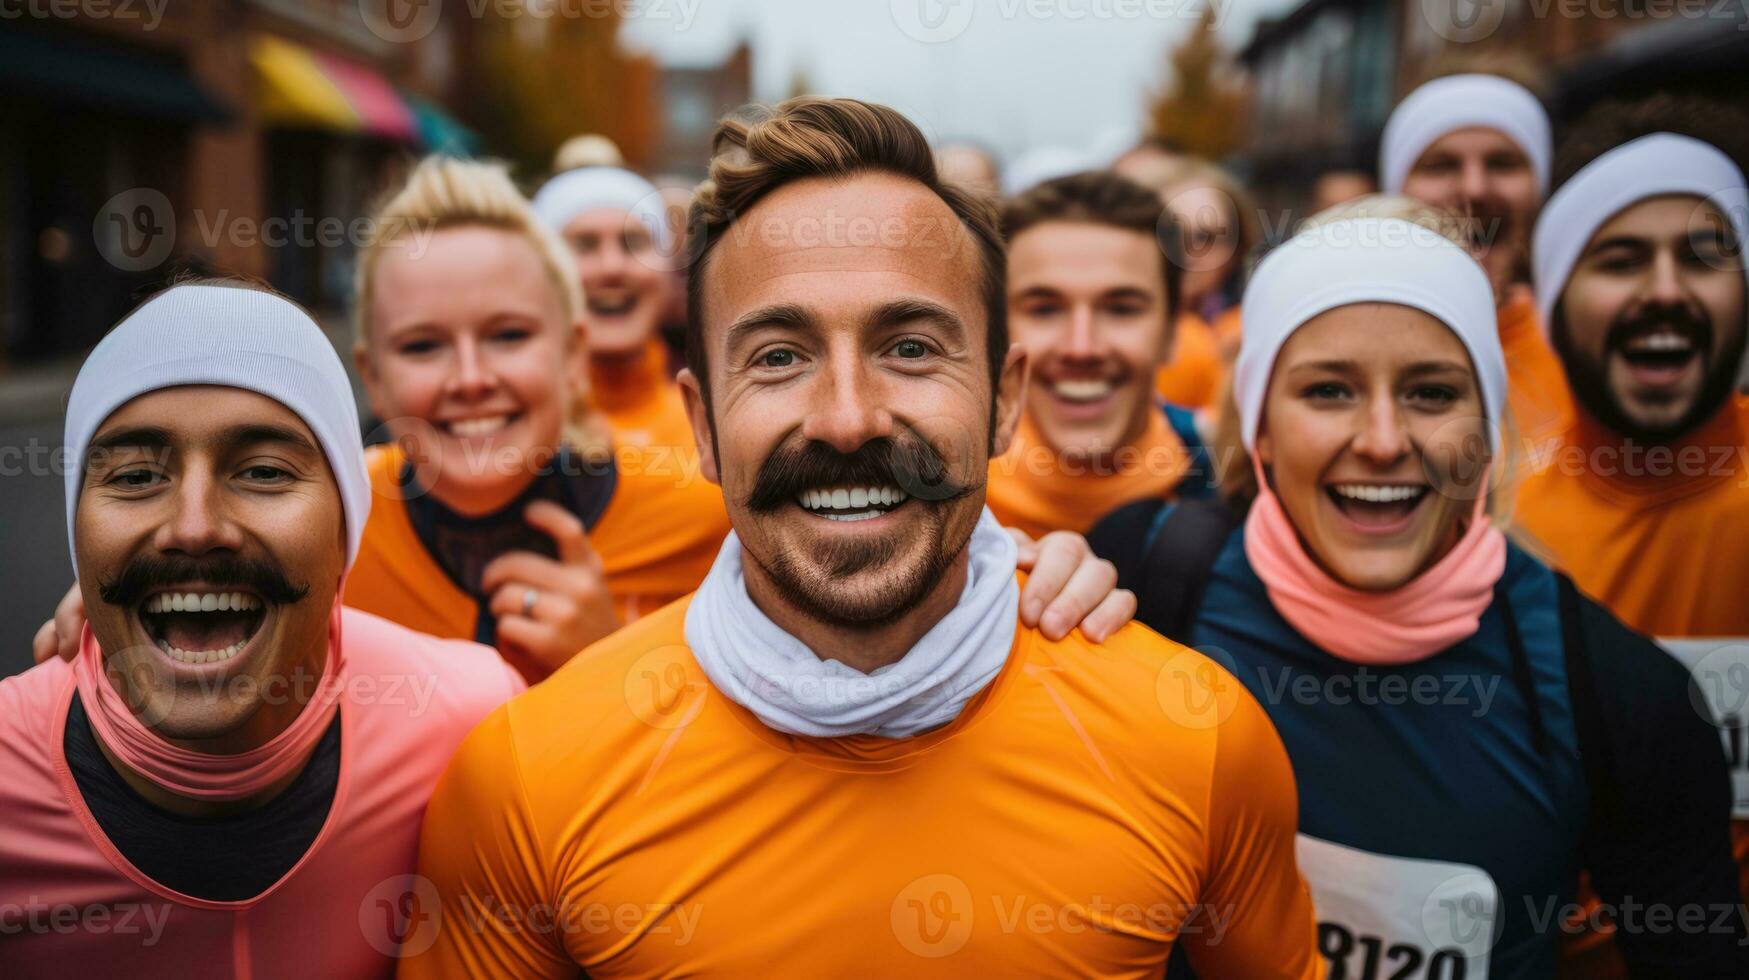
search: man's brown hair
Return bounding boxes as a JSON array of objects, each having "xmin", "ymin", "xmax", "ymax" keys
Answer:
[
  {"xmin": 684, "ymin": 97, "xmax": 1009, "ymax": 423},
  {"xmin": 1000, "ymin": 170, "xmax": 1185, "ymax": 322}
]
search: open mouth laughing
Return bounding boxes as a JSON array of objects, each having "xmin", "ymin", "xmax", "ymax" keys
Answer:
[
  {"xmin": 138, "ymin": 588, "xmax": 268, "ymax": 667},
  {"xmin": 1614, "ymin": 326, "xmax": 1703, "ymax": 390},
  {"xmin": 1325, "ymin": 482, "xmax": 1431, "ymax": 534},
  {"xmin": 795, "ymin": 484, "xmax": 912, "ymax": 522},
  {"xmin": 586, "ymin": 292, "xmax": 641, "ymax": 318}
]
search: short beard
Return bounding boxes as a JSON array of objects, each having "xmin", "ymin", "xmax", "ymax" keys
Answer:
[
  {"xmin": 1553, "ymin": 306, "xmax": 1746, "ymax": 444},
  {"xmin": 754, "ymin": 499, "xmax": 976, "ymax": 631}
]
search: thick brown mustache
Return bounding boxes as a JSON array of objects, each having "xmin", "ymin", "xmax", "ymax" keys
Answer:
[
  {"xmin": 99, "ymin": 554, "xmax": 310, "ymax": 608},
  {"xmin": 746, "ymin": 433, "xmax": 974, "ymax": 512}
]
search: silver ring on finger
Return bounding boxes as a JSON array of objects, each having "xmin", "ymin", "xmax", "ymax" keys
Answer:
[{"xmin": 521, "ymin": 587, "xmax": 539, "ymax": 618}]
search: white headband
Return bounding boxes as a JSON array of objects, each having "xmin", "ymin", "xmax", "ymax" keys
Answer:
[
  {"xmin": 64, "ymin": 285, "xmax": 371, "ymax": 570},
  {"xmin": 1236, "ymin": 218, "xmax": 1505, "ymax": 453},
  {"xmin": 1532, "ymin": 132, "xmax": 1749, "ymax": 329},
  {"xmin": 1380, "ymin": 75, "xmax": 1552, "ymax": 196},
  {"xmin": 531, "ymin": 166, "xmax": 674, "ymax": 253}
]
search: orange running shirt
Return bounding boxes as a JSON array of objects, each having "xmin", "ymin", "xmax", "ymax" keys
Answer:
[
  {"xmin": 588, "ymin": 340, "xmax": 695, "ymax": 450},
  {"xmin": 1497, "ymin": 290, "xmax": 1575, "ymax": 453},
  {"xmin": 986, "ymin": 409, "xmax": 1194, "ymax": 539},
  {"xmin": 346, "ymin": 442, "xmax": 728, "ymax": 642},
  {"xmin": 399, "ymin": 595, "xmax": 1322, "ymax": 979},
  {"xmin": 1514, "ymin": 394, "xmax": 1749, "ymax": 639},
  {"xmin": 1154, "ymin": 313, "xmax": 1225, "ymax": 410}
]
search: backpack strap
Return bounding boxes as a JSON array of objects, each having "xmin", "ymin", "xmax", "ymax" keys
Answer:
[
  {"xmin": 1162, "ymin": 403, "xmax": 1216, "ymax": 500},
  {"xmin": 1556, "ymin": 572, "xmax": 1613, "ymax": 813},
  {"xmin": 1088, "ymin": 495, "xmax": 1237, "ymax": 641}
]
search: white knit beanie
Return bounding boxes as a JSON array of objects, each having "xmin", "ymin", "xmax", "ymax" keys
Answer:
[
  {"xmin": 64, "ymin": 284, "xmax": 371, "ymax": 569},
  {"xmin": 1379, "ymin": 74, "xmax": 1552, "ymax": 196}
]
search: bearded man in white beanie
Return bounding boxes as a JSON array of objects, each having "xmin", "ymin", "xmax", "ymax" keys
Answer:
[{"xmin": 0, "ymin": 280, "xmax": 523, "ymax": 978}]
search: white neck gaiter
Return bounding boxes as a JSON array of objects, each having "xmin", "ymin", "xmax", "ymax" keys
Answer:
[{"xmin": 684, "ymin": 508, "xmax": 1019, "ymax": 739}]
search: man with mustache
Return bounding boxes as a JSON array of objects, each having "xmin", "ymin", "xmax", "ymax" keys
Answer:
[
  {"xmin": 1515, "ymin": 94, "xmax": 1749, "ymax": 977},
  {"xmin": 400, "ymin": 98, "xmax": 1320, "ymax": 977},
  {"xmin": 1381, "ymin": 68, "xmax": 1576, "ymax": 447},
  {"xmin": 986, "ymin": 171, "xmax": 1214, "ymax": 539},
  {"xmin": 0, "ymin": 281, "xmax": 524, "ymax": 977}
]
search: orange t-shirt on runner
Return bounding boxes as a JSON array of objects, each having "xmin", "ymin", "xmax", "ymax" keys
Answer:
[
  {"xmin": 1154, "ymin": 312, "xmax": 1225, "ymax": 410},
  {"xmin": 986, "ymin": 409, "xmax": 1194, "ymax": 539},
  {"xmin": 399, "ymin": 595, "xmax": 1322, "ymax": 979},
  {"xmin": 346, "ymin": 442, "xmax": 728, "ymax": 644},
  {"xmin": 588, "ymin": 340, "xmax": 696, "ymax": 450},
  {"xmin": 1515, "ymin": 394, "xmax": 1749, "ymax": 639},
  {"xmin": 1497, "ymin": 290, "xmax": 1575, "ymax": 453}
]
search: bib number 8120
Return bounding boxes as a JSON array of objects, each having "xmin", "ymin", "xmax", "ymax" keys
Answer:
[{"xmin": 1319, "ymin": 922, "xmax": 1467, "ymax": 980}]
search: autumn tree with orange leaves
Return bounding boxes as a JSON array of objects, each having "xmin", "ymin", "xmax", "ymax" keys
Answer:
[{"xmin": 1146, "ymin": 4, "xmax": 1246, "ymax": 158}]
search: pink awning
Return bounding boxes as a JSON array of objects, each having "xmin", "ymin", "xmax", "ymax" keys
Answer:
[{"xmin": 314, "ymin": 51, "xmax": 418, "ymax": 143}]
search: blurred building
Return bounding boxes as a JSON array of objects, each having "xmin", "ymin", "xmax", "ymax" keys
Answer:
[
  {"xmin": 1239, "ymin": 0, "xmax": 1749, "ymax": 213},
  {"xmin": 0, "ymin": 0, "xmax": 481, "ymax": 366},
  {"xmin": 649, "ymin": 40, "xmax": 752, "ymax": 180}
]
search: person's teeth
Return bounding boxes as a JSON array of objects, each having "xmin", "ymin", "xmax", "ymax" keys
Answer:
[
  {"xmin": 824, "ymin": 511, "xmax": 880, "ymax": 522},
  {"xmin": 144, "ymin": 591, "xmax": 263, "ymax": 613},
  {"xmin": 849, "ymin": 488, "xmax": 869, "ymax": 508},
  {"xmin": 829, "ymin": 488, "xmax": 849, "ymax": 508},
  {"xmin": 1628, "ymin": 332, "xmax": 1692, "ymax": 352},
  {"xmin": 1334, "ymin": 485, "xmax": 1425, "ymax": 503},
  {"xmin": 157, "ymin": 637, "xmax": 248, "ymax": 664},
  {"xmin": 1052, "ymin": 379, "xmax": 1114, "ymax": 402},
  {"xmin": 448, "ymin": 415, "xmax": 510, "ymax": 438}
]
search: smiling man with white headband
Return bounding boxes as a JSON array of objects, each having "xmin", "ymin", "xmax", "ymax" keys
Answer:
[
  {"xmin": 0, "ymin": 281, "xmax": 523, "ymax": 978},
  {"xmin": 402, "ymin": 98, "xmax": 1320, "ymax": 978},
  {"xmin": 532, "ymin": 164, "xmax": 691, "ymax": 449},
  {"xmin": 1518, "ymin": 96, "xmax": 1749, "ymax": 641},
  {"xmin": 1381, "ymin": 68, "xmax": 1577, "ymax": 446}
]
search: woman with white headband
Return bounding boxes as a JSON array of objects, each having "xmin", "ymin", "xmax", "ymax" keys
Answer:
[{"xmin": 1091, "ymin": 200, "xmax": 1747, "ymax": 978}]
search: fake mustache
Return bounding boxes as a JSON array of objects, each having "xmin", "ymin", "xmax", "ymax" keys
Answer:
[
  {"xmin": 745, "ymin": 432, "xmax": 974, "ymax": 512},
  {"xmin": 99, "ymin": 554, "xmax": 311, "ymax": 608}
]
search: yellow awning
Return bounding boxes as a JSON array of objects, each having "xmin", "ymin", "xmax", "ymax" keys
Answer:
[{"xmin": 250, "ymin": 34, "xmax": 359, "ymax": 131}]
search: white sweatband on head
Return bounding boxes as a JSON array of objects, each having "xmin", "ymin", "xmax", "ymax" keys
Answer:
[
  {"xmin": 64, "ymin": 285, "xmax": 370, "ymax": 570},
  {"xmin": 1380, "ymin": 75, "xmax": 1552, "ymax": 196},
  {"xmin": 1532, "ymin": 132, "xmax": 1749, "ymax": 328},
  {"xmin": 1236, "ymin": 217, "xmax": 1505, "ymax": 452},
  {"xmin": 532, "ymin": 166, "xmax": 674, "ymax": 253}
]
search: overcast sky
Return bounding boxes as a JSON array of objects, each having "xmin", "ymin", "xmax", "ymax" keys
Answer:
[{"xmin": 619, "ymin": 0, "xmax": 1300, "ymax": 163}]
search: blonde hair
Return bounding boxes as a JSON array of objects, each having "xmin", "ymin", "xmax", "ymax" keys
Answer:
[
  {"xmin": 1214, "ymin": 192, "xmax": 1521, "ymax": 528},
  {"xmin": 553, "ymin": 134, "xmax": 625, "ymax": 172},
  {"xmin": 354, "ymin": 155, "xmax": 609, "ymax": 459},
  {"xmin": 1296, "ymin": 192, "xmax": 1472, "ymax": 244}
]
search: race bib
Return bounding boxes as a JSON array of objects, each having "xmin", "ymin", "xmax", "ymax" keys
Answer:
[
  {"xmin": 1659, "ymin": 637, "xmax": 1749, "ymax": 819},
  {"xmin": 1296, "ymin": 834, "xmax": 1498, "ymax": 979}
]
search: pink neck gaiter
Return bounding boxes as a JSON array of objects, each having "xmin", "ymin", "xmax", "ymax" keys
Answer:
[
  {"xmin": 1242, "ymin": 472, "xmax": 1507, "ymax": 665},
  {"xmin": 73, "ymin": 601, "xmax": 346, "ymax": 801}
]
